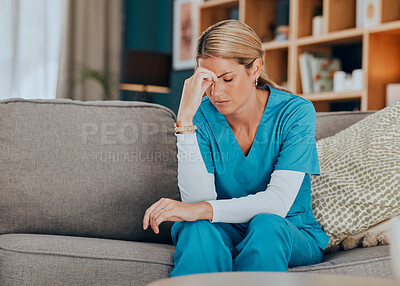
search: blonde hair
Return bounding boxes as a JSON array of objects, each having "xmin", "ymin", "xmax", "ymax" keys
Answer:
[{"xmin": 196, "ymin": 19, "xmax": 290, "ymax": 93}]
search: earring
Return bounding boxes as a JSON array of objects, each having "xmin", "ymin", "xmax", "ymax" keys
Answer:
[{"xmin": 253, "ymin": 78, "xmax": 258, "ymax": 87}]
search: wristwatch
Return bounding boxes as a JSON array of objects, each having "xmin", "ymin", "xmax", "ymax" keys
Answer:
[{"xmin": 174, "ymin": 123, "xmax": 197, "ymax": 133}]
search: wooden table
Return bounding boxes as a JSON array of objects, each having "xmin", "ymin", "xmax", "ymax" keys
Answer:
[{"xmin": 146, "ymin": 272, "xmax": 398, "ymax": 286}]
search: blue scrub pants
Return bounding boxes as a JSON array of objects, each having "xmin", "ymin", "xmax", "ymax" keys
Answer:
[{"xmin": 170, "ymin": 213, "xmax": 324, "ymax": 277}]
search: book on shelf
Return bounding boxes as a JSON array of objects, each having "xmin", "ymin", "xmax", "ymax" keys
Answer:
[{"xmin": 298, "ymin": 52, "xmax": 313, "ymax": 94}]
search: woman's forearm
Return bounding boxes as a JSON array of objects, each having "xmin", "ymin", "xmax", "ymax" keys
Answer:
[
  {"xmin": 176, "ymin": 133, "xmax": 217, "ymax": 203},
  {"xmin": 206, "ymin": 170, "xmax": 305, "ymax": 223}
]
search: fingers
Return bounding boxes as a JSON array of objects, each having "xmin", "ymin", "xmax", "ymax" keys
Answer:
[
  {"xmin": 177, "ymin": 67, "xmax": 218, "ymax": 120},
  {"xmin": 195, "ymin": 67, "xmax": 219, "ymax": 83},
  {"xmin": 151, "ymin": 207, "xmax": 173, "ymax": 234},
  {"xmin": 143, "ymin": 198, "xmax": 177, "ymax": 234},
  {"xmin": 151, "ymin": 200, "xmax": 180, "ymax": 234},
  {"xmin": 202, "ymin": 73, "xmax": 218, "ymax": 85},
  {"xmin": 152, "ymin": 213, "xmax": 182, "ymax": 235},
  {"xmin": 195, "ymin": 69, "xmax": 219, "ymax": 97},
  {"xmin": 143, "ymin": 199, "xmax": 164, "ymax": 230}
]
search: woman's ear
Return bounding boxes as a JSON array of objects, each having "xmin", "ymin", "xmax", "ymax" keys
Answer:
[{"xmin": 251, "ymin": 58, "xmax": 263, "ymax": 79}]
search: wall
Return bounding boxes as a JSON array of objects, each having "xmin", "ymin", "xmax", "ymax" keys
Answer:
[{"xmin": 123, "ymin": 0, "xmax": 193, "ymax": 115}]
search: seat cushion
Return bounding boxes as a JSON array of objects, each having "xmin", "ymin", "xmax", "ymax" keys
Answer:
[
  {"xmin": 0, "ymin": 233, "xmax": 175, "ymax": 286},
  {"xmin": 289, "ymin": 245, "xmax": 392, "ymax": 279},
  {"xmin": 0, "ymin": 233, "xmax": 392, "ymax": 286}
]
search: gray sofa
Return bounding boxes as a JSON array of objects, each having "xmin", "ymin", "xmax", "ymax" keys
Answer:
[{"xmin": 0, "ymin": 98, "xmax": 392, "ymax": 285}]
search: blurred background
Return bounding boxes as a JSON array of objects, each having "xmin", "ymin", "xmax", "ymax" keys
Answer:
[{"xmin": 1, "ymin": 0, "xmax": 399, "ymax": 114}]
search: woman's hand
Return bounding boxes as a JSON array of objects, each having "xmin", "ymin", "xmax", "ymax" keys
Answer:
[
  {"xmin": 142, "ymin": 198, "xmax": 213, "ymax": 234},
  {"xmin": 176, "ymin": 67, "xmax": 219, "ymax": 125}
]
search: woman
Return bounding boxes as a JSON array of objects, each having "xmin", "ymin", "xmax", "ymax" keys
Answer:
[{"xmin": 142, "ymin": 20, "xmax": 330, "ymax": 277}]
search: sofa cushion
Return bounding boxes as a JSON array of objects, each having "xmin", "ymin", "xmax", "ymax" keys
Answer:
[
  {"xmin": 289, "ymin": 245, "xmax": 392, "ymax": 279},
  {"xmin": 311, "ymin": 102, "xmax": 400, "ymax": 248},
  {"xmin": 0, "ymin": 98, "xmax": 180, "ymax": 245},
  {"xmin": 0, "ymin": 233, "xmax": 391, "ymax": 285},
  {"xmin": 0, "ymin": 233, "xmax": 175, "ymax": 286}
]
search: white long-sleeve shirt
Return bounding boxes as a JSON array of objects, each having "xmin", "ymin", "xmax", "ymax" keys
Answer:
[{"xmin": 176, "ymin": 132, "xmax": 305, "ymax": 223}]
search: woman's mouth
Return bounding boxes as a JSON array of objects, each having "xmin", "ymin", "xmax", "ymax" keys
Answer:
[{"xmin": 215, "ymin": 100, "xmax": 230, "ymax": 106}]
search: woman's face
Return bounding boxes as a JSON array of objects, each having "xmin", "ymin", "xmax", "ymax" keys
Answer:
[{"xmin": 198, "ymin": 57, "xmax": 257, "ymax": 115}]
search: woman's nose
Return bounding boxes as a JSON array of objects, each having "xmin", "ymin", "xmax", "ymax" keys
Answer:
[{"xmin": 211, "ymin": 81, "xmax": 224, "ymax": 96}]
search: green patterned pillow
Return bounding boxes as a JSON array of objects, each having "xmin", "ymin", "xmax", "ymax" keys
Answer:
[{"xmin": 311, "ymin": 102, "xmax": 400, "ymax": 250}]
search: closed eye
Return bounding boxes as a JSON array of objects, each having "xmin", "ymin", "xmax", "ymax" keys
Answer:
[{"xmin": 224, "ymin": 79, "xmax": 233, "ymax": 83}]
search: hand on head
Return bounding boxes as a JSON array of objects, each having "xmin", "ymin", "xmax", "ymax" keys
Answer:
[{"xmin": 176, "ymin": 67, "xmax": 219, "ymax": 126}]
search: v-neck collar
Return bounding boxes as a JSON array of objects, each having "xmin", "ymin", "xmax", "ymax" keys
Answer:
[{"xmin": 222, "ymin": 85, "xmax": 273, "ymax": 159}]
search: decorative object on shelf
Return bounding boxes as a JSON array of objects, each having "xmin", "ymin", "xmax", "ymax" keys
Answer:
[
  {"xmin": 299, "ymin": 52, "xmax": 341, "ymax": 94},
  {"xmin": 333, "ymin": 69, "xmax": 364, "ymax": 92},
  {"xmin": 120, "ymin": 51, "xmax": 171, "ymax": 101},
  {"xmin": 173, "ymin": 0, "xmax": 203, "ymax": 70},
  {"xmin": 274, "ymin": 25, "xmax": 289, "ymax": 41},
  {"xmin": 391, "ymin": 216, "xmax": 400, "ymax": 284},
  {"xmin": 312, "ymin": 6, "xmax": 323, "ymax": 36},
  {"xmin": 274, "ymin": 0, "xmax": 289, "ymax": 41},
  {"xmin": 312, "ymin": 16, "xmax": 323, "ymax": 36},
  {"xmin": 310, "ymin": 55, "xmax": 341, "ymax": 93},
  {"xmin": 386, "ymin": 83, "xmax": 400, "ymax": 106},
  {"xmin": 357, "ymin": 0, "xmax": 381, "ymax": 28}
]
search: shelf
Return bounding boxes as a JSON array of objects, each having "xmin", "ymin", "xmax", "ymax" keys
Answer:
[
  {"xmin": 296, "ymin": 21, "xmax": 400, "ymax": 47},
  {"xmin": 297, "ymin": 28, "xmax": 363, "ymax": 46},
  {"xmin": 300, "ymin": 90, "xmax": 363, "ymax": 102},
  {"xmin": 262, "ymin": 40, "xmax": 290, "ymax": 50},
  {"xmin": 368, "ymin": 20, "xmax": 400, "ymax": 34}
]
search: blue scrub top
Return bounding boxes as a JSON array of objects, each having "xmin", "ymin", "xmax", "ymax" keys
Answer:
[{"xmin": 192, "ymin": 85, "xmax": 330, "ymax": 250}]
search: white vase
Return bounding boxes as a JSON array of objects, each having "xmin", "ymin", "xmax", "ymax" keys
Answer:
[{"xmin": 391, "ymin": 216, "xmax": 400, "ymax": 282}]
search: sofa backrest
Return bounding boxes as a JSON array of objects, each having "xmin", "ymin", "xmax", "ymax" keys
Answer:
[
  {"xmin": 0, "ymin": 98, "xmax": 179, "ymax": 245},
  {"xmin": 315, "ymin": 111, "xmax": 376, "ymax": 141}
]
